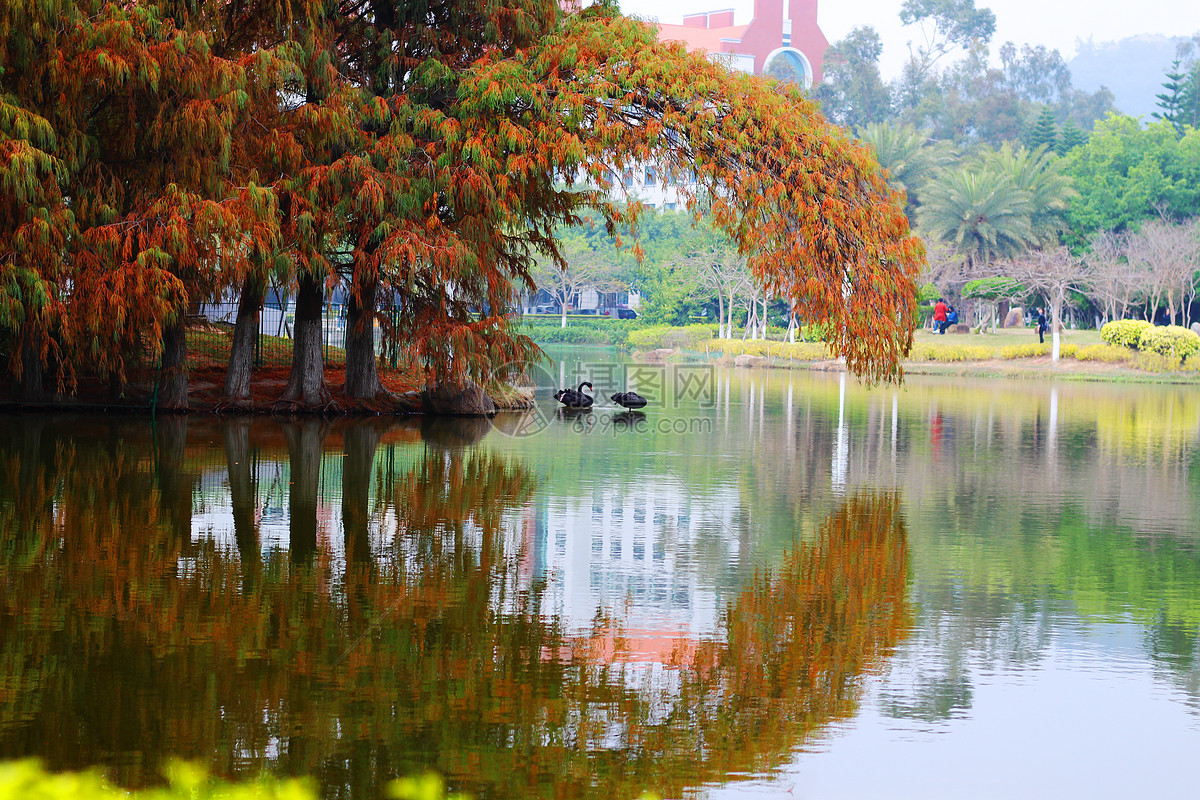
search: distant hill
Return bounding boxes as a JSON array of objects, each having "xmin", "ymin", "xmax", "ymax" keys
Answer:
[{"xmin": 1068, "ymin": 34, "xmax": 1195, "ymax": 120}]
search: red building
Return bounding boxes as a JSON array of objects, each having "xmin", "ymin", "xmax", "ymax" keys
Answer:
[{"xmin": 654, "ymin": 0, "xmax": 828, "ymax": 87}]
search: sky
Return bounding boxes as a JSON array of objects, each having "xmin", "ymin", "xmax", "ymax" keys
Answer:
[{"xmin": 619, "ymin": 0, "xmax": 1200, "ymax": 78}]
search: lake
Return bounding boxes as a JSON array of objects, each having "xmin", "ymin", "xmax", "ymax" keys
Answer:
[{"xmin": 2, "ymin": 349, "xmax": 1198, "ymax": 799}]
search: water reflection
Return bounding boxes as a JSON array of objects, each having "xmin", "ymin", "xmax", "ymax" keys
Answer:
[{"xmin": 0, "ymin": 415, "xmax": 910, "ymax": 799}]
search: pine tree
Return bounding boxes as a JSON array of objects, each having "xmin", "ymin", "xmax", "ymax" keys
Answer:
[
  {"xmin": 1179, "ymin": 61, "xmax": 1200, "ymax": 131},
  {"xmin": 1028, "ymin": 106, "xmax": 1059, "ymax": 151},
  {"xmin": 1057, "ymin": 118, "xmax": 1087, "ymax": 154},
  {"xmin": 1153, "ymin": 59, "xmax": 1188, "ymax": 136}
]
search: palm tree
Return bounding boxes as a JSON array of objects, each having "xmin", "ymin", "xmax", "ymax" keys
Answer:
[
  {"xmin": 857, "ymin": 122, "xmax": 955, "ymax": 220},
  {"xmin": 985, "ymin": 144, "xmax": 1076, "ymax": 245},
  {"xmin": 917, "ymin": 168, "xmax": 1035, "ymax": 273}
]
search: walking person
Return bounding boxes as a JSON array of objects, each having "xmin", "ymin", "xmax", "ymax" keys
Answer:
[
  {"xmin": 1036, "ymin": 307, "xmax": 1047, "ymax": 344},
  {"xmin": 934, "ymin": 297, "xmax": 948, "ymax": 335}
]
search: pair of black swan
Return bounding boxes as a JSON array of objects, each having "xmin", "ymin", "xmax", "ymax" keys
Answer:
[
  {"xmin": 554, "ymin": 382, "xmax": 594, "ymax": 408},
  {"xmin": 554, "ymin": 382, "xmax": 647, "ymax": 410}
]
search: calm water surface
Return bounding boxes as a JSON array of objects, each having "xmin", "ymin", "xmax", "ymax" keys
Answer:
[{"xmin": 2, "ymin": 349, "xmax": 1199, "ymax": 799}]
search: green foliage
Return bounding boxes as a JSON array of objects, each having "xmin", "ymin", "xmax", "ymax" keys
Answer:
[
  {"xmin": 1056, "ymin": 118, "xmax": 1087, "ymax": 154},
  {"xmin": 1136, "ymin": 325, "xmax": 1200, "ymax": 359},
  {"xmin": 627, "ymin": 324, "xmax": 718, "ymax": 350},
  {"xmin": 812, "ymin": 27, "xmax": 892, "ymax": 129},
  {"xmin": 1152, "ymin": 60, "xmax": 1200, "ymax": 136},
  {"xmin": 962, "ymin": 276, "xmax": 1024, "ymax": 300},
  {"xmin": 1028, "ymin": 105, "xmax": 1058, "ymax": 151},
  {"xmin": 856, "ymin": 122, "xmax": 955, "ymax": 220},
  {"xmin": 517, "ymin": 317, "xmax": 635, "ymax": 346},
  {"xmin": 1064, "ymin": 116, "xmax": 1200, "ymax": 234},
  {"xmin": 1100, "ymin": 319, "xmax": 1154, "ymax": 348},
  {"xmin": 918, "ymin": 167, "xmax": 1033, "ymax": 266},
  {"xmin": 0, "ymin": 760, "xmax": 317, "ymax": 800}
]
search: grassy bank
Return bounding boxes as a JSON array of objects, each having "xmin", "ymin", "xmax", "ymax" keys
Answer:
[{"xmin": 698, "ymin": 328, "xmax": 1200, "ymax": 382}]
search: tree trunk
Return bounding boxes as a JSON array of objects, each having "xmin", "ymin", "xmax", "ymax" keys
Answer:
[
  {"xmin": 18, "ymin": 326, "xmax": 46, "ymax": 403},
  {"xmin": 342, "ymin": 422, "xmax": 381, "ymax": 566},
  {"xmin": 717, "ymin": 292, "xmax": 725, "ymax": 339},
  {"xmin": 279, "ymin": 273, "xmax": 328, "ymax": 407},
  {"xmin": 222, "ymin": 419, "xmax": 260, "ymax": 590},
  {"xmin": 223, "ymin": 276, "xmax": 264, "ymax": 405},
  {"xmin": 153, "ymin": 415, "xmax": 193, "ymax": 540},
  {"xmin": 344, "ymin": 278, "xmax": 386, "ymax": 400},
  {"xmin": 560, "ymin": 298, "xmax": 567, "ymax": 329},
  {"xmin": 1051, "ymin": 291, "xmax": 1063, "ymax": 362},
  {"xmin": 283, "ymin": 418, "xmax": 324, "ymax": 564},
  {"xmin": 158, "ymin": 319, "xmax": 189, "ymax": 410}
]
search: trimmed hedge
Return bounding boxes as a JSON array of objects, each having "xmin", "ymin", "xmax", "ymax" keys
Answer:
[
  {"xmin": 1137, "ymin": 325, "xmax": 1200, "ymax": 359},
  {"xmin": 1099, "ymin": 319, "xmax": 1153, "ymax": 348},
  {"xmin": 628, "ymin": 324, "xmax": 719, "ymax": 350},
  {"xmin": 518, "ymin": 323, "xmax": 625, "ymax": 345},
  {"xmin": 911, "ymin": 344, "xmax": 996, "ymax": 362},
  {"xmin": 1099, "ymin": 319, "xmax": 1200, "ymax": 360},
  {"xmin": 710, "ymin": 340, "xmax": 833, "ymax": 360},
  {"xmin": 999, "ymin": 343, "xmax": 1052, "ymax": 359}
]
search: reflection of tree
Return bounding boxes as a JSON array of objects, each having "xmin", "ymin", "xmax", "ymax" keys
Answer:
[{"xmin": 0, "ymin": 420, "xmax": 911, "ymax": 799}]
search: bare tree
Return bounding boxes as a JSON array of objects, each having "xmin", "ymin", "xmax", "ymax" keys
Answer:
[
  {"xmin": 1083, "ymin": 229, "xmax": 1140, "ymax": 325},
  {"xmin": 1125, "ymin": 218, "xmax": 1200, "ymax": 326},
  {"xmin": 1005, "ymin": 247, "xmax": 1092, "ymax": 361}
]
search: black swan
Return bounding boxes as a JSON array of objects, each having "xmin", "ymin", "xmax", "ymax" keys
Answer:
[
  {"xmin": 554, "ymin": 381, "xmax": 594, "ymax": 408},
  {"xmin": 610, "ymin": 391, "xmax": 647, "ymax": 409}
]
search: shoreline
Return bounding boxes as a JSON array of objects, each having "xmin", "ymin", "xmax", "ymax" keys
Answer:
[{"xmin": 6, "ymin": 335, "xmax": 1196, "ymax": 418}]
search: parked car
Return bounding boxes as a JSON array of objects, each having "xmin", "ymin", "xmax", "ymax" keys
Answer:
[{"xmin": 617, "ymin": 308, "xmax": 638, "ymax": 319}]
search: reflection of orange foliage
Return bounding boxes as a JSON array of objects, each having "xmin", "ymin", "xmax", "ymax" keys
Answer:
[
  {"xmin": 626, "ymin": 493, "xmax": 913, "ymax": 793},
  {"xmin": 0, "ymin": 420, "xmax": 909, "ymax": 800}
]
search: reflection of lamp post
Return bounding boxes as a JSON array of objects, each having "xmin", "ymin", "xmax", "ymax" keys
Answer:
[
  {"xmin": 832, "ymin": 371, "xmax": 848, "ymax": 494},
  {"xmin": 1048, "ymin": 386, "xmax": 1059, "ymax": 458},
  {"xmin": 787, "ymin": 380, "xmax": 794, "ymax": 457},
  {"xmin": 891, "ymin": 391, "xmax": 899, "ymax": 455}
]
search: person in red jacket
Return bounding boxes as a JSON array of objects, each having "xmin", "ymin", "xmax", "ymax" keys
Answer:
[{"xmin": 933, "ymin": 298, "xmax": 949, "ymax": 334}]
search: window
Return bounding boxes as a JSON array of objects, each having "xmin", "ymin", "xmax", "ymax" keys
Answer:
[{"xmin": 644, "ymin": 166, "xmax": 657, "ymax": 186}]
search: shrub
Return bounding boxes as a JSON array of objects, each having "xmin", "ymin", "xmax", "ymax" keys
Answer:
[
  {"xmin": 627, "ymin": 324, "xmax": 717, "ymax": 350},
  {"xmin": 516, "ymin": 316, "xmax": 639, "ymax": 346},
  {"xmin": 1000, "ymin": 343, "xmax": 1052, "ymax": 359},
  {"xmin": 1134, "ymin": 351, "xmax": 1183, "ymax": 372},
  {"xmin": 1099, "ymin": 319, "xmax": 1153, "ymax": 349},
  {"xmin": 1075, "ymin": 344, "xmax": 1133, "ymax": 363},
  {"xmin": 1136, "ymin": 325, "xmax": 1200, "ymax": 359},
  {"xmin": 910, "ymin": 344, "xmax": 994, "ymax": 362},
  {"xmin": 713, "ymin": 340, "xmax": 831, "ymax": 360}
]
